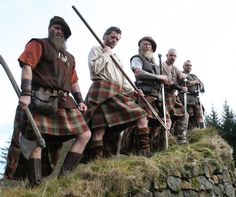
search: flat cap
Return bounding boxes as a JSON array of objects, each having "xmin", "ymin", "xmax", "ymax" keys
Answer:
[
  {"xmin": 138, "ymin": 36, "xmax": 157, "ymax": 52},
  {"xmin": 49, "ymin": 16, "xmax": 71, "ymax": 39}
]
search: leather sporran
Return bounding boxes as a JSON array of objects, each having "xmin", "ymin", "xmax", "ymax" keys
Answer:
[{"xmin": 32, "ymin": 88, "xmax": 58, "ymax": 115}]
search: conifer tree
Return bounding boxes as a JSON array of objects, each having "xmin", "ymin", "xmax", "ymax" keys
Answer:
[
  {"xmin": 205, "ymin": 106, "xmax": 221, "ymax": 130},
  {"xmin": 220, "ymin": 101, "xmax": 236, "ymax": 141}
]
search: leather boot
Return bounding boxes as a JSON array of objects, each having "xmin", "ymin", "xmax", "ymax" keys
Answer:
[
  {"xmin": 90, "ymin": 140, "xmax": 103, "ymax": 161},
  {"xmin": 59, "ymin": 151, "xmax": 82, "ymax": 177},
  {"xmin": 136, "ymin": 127, "xmax": 152, "ymax": 158},
  {"xmin": 27, "ymin": 158, "xmax": 42, "ymax": 189}
]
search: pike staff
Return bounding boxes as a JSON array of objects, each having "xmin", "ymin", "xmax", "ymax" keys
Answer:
[
  {"xmin": 158, "ymin": 54, "xmax": 168, "ymax": 149},
  {"xmin": 158, "ymin": 54, "xmax": 167, "ymax": 125}
]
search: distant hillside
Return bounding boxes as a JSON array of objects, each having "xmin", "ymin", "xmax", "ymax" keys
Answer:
[{"xmin": 0, "ymin": 128, "xmax": 235, "ymax": 197}]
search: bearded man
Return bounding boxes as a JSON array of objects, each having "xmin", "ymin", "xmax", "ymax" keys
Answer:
[
  {"xmin": 120, "ymin": 36, "xmax": 169, "ymax": 154},
  {"xmin": 4, "ymin": 16, "xmax": 91, "ymax": 188}
]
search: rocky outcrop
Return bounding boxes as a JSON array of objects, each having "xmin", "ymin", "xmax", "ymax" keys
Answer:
[
  {"xmin": 133, "ymin": 129, "xmax": 236, "ymax": 197},
  {"xmin": 137, "ymin": 158, "xmax": 236, "ymax": 197}
]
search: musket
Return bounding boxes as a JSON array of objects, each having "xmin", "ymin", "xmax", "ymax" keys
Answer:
[
  {"xmin": 0, "ymin": 55, "xmax": 46, "ymax": 159},
  {"xmin": 71, "ymin": 5, "xmax": 172, "ymax": 135},
  {"xmin": 158, "ymin": 54, "xmax": 168, "ymax": 149}
]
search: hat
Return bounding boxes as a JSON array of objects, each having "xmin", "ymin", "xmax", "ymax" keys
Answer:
[
  {"xmin": 49, "ymin": 16, "xmax": 71, "ymax": 39},
  {"xmin": 138, "ymin": 36, "xmax": 157, "ymax": 52}
]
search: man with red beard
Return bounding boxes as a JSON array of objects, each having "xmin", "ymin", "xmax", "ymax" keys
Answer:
[
  {"xmin": 121, "ymin": 36, "xmax": 169, "ymax": 154},
  {"xmin": 4, "ymin": 16, "xmax": 91, "ymax": 188},
  {"xmin": 162, "ymin": 49, "xmax": 189, "ymax": 144}
]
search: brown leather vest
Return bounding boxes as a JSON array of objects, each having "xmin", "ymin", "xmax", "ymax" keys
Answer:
[
  {"xmin": 31, "ymin": 38, "xmax": 77, "ymax": 108},
  {"xmin": 131, "ymin": 54, "xmax": 161, "ymax": 97}
]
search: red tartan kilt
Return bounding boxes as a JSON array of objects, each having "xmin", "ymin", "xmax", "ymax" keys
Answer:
[
  {"xmin": 165, "ymin": 94, "xmax": 185, "ymax": 117},
  {"xmin": 31, "ymin": 108, "xmax": 89, "ymax": 136},
  {"xmin": 187, "ymin": 104, "xmax": 203, "ymax": 118},
  {"xmin": 89, "ymin": 93, "xmax": 146, "ymax": 129},
  {"xmin": 137, "ymin": 96, "xmax": 162, "ymax": 120},
  {"xmin": 14, "ymin": 107, "xmax": 89, "ymax": 137}
]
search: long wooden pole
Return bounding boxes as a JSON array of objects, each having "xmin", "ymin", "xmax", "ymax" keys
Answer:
[{"xmin": 0, "ymin": 55, "xmax": 46, "ymax": 149}]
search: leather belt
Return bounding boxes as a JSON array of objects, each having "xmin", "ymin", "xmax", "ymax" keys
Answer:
[{"xmin": 58, "ymin": 90, "xmax": 69, "ymax": 97}]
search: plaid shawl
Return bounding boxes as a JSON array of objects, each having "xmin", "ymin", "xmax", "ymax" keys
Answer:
[{"xmin": 84, "ymin": 80, "xmax": 146, "ymax": 129}]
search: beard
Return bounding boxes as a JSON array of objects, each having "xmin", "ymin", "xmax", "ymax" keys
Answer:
[
  {"xmin": 140, "ymin": 49, "xmax": 155, "ymax": 62},
  {"xmin": 48, "ymin": 31, "xmax": 66, "ymax": 52}
]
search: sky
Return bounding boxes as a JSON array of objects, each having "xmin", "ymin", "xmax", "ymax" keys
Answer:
[{"xmin": 0, "ymin": 0, "xmax": 236, "ymax": 174}]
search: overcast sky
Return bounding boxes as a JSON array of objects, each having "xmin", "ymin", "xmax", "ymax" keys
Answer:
[{"xmin": 0, "ymin": 0, "xmax": 235, "ymax": 173}]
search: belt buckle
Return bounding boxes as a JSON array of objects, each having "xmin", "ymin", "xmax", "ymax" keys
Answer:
[{"xmin": 58, "ymin": 90, "xmax": 65, "ymax": 97}]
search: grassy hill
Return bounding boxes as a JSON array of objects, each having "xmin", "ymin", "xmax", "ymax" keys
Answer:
[{"xmin": 0, "ymin": 128, "xmax": 235, "ymax": 197}]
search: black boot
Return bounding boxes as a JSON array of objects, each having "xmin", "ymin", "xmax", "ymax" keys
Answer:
[
  {"xmin": 90, "ymin": 140, "xmax": 103, "ymax": 161},
  {"xmin": 136, "ymin": 127, "xmax": 152, "ymax": 158},
  {"xmin": 27, "ymin": 158, "xmax": 42, "ymax": 189},
  {"xmin": 59, "ymin": 152, "xmax": 82, "ymax": 177}
]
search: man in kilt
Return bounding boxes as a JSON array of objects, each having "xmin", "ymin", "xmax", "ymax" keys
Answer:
[
  {"xmin": 83, "ymin": 27, "xmax": 152, "ymax": 161},
  {"xmin": 161, "ymin": 49, "xmax": 189, "ymax": 144},
  {"xmin": 120, "ymin": 36, "xmax": 169, "ymax": 154},
  {"xmin": 179, "ymin": 60, "xmax": 205, "ymax": 129},
  {"xmin": 4, "ymin": 16, "xmax": 91, "ymax": 188}
]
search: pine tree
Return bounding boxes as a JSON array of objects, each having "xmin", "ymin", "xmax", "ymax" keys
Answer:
[
  {"xmin": 220, "ymin": 101, "xmax": 236, "ymax": 141},
  {"xmin": 0, "ymin": 147, "xmax": 8, "ymax": 164},
  {"xmin": 0, "ymin": 145, "xmax": 9, "ymax": 176},
  {"xmin": 205, "ymin": 106, "xmax": 221, "ymax": 130}
]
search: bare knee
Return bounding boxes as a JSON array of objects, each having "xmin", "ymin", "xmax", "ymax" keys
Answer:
[
  {"xmin": 136, "ymin": 116, "xmax": 148, "ymax": 128},
  {"xmin": 30, "ymin": 146, "xmax": 42, "ymax": 159},
  {"xmin": 78, "ymin": 130, "xmax": 91, "ymax": 142}
]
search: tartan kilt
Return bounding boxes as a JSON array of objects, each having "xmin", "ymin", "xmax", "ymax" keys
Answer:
[
  {"xmin": 187, "ymin": 104, "xmax": 203, "ymax": 118},
  {"xmin": 165, "ymin": 93, "xmax": 185, "ymax": 118},
  {"xmin": 4, "ymin": 105, "xmax": 89, "ymax": 180},
  {"xmin": 90, "ymin": 93, "xmax": 146, "ymax": 128},
  {"xmin": 137, "ymin": 96, "xmax": 163, "ymax": 121},
  {"xmin": 84, "ymin": 80, "xmax": 146, "ymax": 129},
  {"xmin": 31, "ymin": 107, "xmax": 89, "ymax": 136}
]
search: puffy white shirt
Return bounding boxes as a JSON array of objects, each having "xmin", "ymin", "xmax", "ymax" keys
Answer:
[
  {"xmin": 130, "ymin": 57, "xmax": 143, "ymax": 71},
  {"xmin": 88, "ymin": 46, "xmax": 133, "ymax": 93}
]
